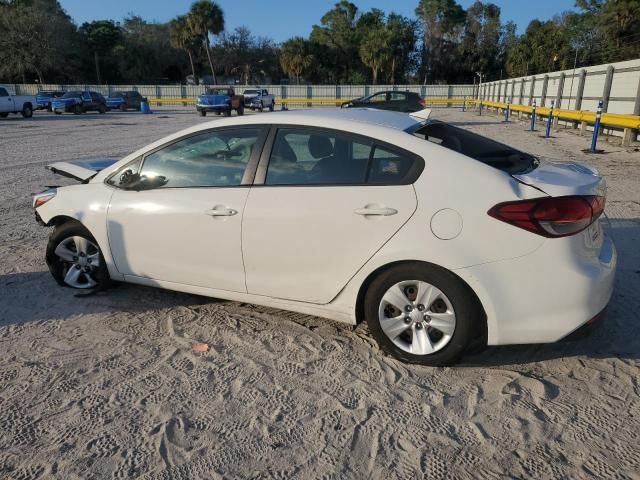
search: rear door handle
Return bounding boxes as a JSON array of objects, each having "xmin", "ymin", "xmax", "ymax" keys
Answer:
[
  {"xmin": 205, "ymin": 206, "xmax": 238, "ymax": 216},
  {"xmin": 354, "ymin": 207, "xmax": 398, "ymax": 216}
]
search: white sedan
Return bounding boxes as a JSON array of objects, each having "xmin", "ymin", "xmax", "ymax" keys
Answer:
[{"xmin": 33, "ymin": 108, "xmax": 617, "ymax": 365}]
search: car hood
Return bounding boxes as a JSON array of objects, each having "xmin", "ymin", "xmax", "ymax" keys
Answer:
[
  {"xmin": 198, "ymin": 94, "xmax": 228, "ymax": 105},
  {"xmin": 512, "ymin": 159, "xmax": 604, "ymax": 197},
  {"xmin": 46, "ymin": 158, "xmax": 118, "ymax": 182}
]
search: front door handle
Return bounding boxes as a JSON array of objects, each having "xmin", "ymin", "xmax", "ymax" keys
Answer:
[
  {"xmin": 205, "ymin": 206, "xmax": 238, "ymax": 216},
  {"xmin": 354, "ymin": 206, "xmax": 398, "ymax": 216}
]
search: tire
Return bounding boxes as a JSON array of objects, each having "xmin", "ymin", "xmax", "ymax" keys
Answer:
[
  {"xmin": 259, "ymin": 103, "xmax": 264, "ymax": 112},
  {"xmin": 73, "ymin": 104, "xmax": 83, "ymax": 115},
  {"xmin": 21, "ymin": 104, "xmax": 33, "ymax": 118},
  {"xmin": 199, "ymin": 110, "xmax": 206, "ymax": 117},
  {"xmin": 224, "ymin": 108, "xmax": 231, "ymax": 117},
  {"xmin": 269, "ymin": 101, "xmax": 275, "ymax": 112},
  {"xmin": 0, "ymin": 112, "xmax": 8, "ymax": 118},
  {"xmin": 237, "ymin": 105, "xmax": 244, "ymax": 116},
  {"xmin": 120, "ymin": 104, "xmax": 126, "ymax": 112},
  {"xmin": 46, "ymin": 221, "xmax": 112, "ymax": 290},
  {"xmin": 364, "ymin": 262, "xmax": 483, "ymax": 366},
  {"xmin": 54, "ymin": 111, "xmax": 62, "ymax": 115},
  {"xmin": 99, "ymin": 105, "xmax": 106, "ymax": 114}
]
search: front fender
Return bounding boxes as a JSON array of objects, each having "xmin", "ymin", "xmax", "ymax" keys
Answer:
[{"xmin": 36, "ymin": 183, "xmax": 123, "ymax": 280}]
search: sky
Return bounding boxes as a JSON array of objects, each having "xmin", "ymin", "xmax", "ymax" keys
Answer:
[{"xmin": 58, "ymin": 0, "xmax": 578, "ymax": 42}]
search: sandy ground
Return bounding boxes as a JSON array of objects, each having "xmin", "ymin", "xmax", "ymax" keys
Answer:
[{"xmin": 1, "ymin": 107, "xmax": 639, "ymax": 480}]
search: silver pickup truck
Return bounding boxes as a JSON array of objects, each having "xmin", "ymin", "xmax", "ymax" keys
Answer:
[
  {"xmin": 242, "ymin": 88, "xmax": 275, "ymax": 112},
  {"xmin": 0, "ymin": 86, "xmax": 36, "ymax": 118}
]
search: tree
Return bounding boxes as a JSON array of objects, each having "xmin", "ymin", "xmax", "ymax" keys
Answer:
[
  {"xmin": 280, "ymin": 37, "xmax": 313, "ymax": 84},
  {"xmin": 415, "ymin": 0, "xmax": 466, "ymax": 83},
  {"xmin": 79, "ymin": 20, "xmax": 121, "ymax": 84},
  {"xmin": 187, "ymin": 0, "xmax": 224, "ymax": 84},
  {"xmin": 359, "ymin": 26, "xmax": 391, "ymax": 84},
  {"xmin": 170, "ymin": 15, "xmax": 199, "ymax": 83}
]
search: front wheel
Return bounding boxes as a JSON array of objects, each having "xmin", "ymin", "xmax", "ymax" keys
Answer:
[
  {"xmin": 198, "ymin": 110, "xmax": 206, "ymax": 117},
  {"xmin": 364, "ymin": 263, "xmax": 483, "ymax": 366},
  {"xmin": 224, "ymin": 108, "xmax": 231, "ymax": 117},
  {"xmin": 0, "ymin": 112, "xmax": 8, "ymax": 118},
  {"xmin": 99, "ymin": 105, "xmax": 106, "ymax": 114},
  {"xmin": 46, "ymin": 221, "xmax": 112, "ymax": 290},
  {"xmin": 73, "ymin": 104, "xmax": 83, "ymax": 115},
  {"xmin": 269, "ymin": 101, "xmax": 274, "ymax": 112}
]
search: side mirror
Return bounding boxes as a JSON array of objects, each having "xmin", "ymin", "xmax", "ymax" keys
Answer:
[{"xmin": 122, "ymin": 173, "xmax": 168, "ymax": 191}]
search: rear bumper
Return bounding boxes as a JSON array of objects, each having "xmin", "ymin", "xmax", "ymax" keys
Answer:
[{"xmin": 456, "ymin": 233, "xmax": 617, "ymax": 345}]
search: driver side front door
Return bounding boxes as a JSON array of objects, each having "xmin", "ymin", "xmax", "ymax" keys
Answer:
[{"xmin": 107, "ymin": 126, "xmax": 267, "ymax": 292}]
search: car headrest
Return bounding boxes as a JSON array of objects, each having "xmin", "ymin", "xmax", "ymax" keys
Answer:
[{"xmin": 308, "ymin": 135, "xmax": 334, "ymax": 159}]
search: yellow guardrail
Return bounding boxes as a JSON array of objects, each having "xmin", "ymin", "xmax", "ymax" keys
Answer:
[
  {"xmin": 146, "ymin": 96, "xmax": 469, "ymax": 105},
  {"xmin": 471, "ymin": 99, "xmax": 640, "ymax": 130},
  {"xmin": 145, "ymin": 95, "xmax": 639, "ymax": 131}
]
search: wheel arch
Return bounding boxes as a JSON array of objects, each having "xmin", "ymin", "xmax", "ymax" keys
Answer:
[{"xmin": 354, "ymin": 259, "xmax": 488, "ymax": 345}]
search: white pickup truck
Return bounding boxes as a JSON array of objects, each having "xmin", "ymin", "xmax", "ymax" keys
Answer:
[
  {"xmin": 0, "ymin": 86, "xmax": 36, "ymax": 118},
  {"xmin": 242, "ymin": 88, "xmax": 275, "ymax": 112}
]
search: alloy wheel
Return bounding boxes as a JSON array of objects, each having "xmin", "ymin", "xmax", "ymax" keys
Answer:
[{"xmin": 54, "ymin": 236, "xmax": 101, "ymax": 288}]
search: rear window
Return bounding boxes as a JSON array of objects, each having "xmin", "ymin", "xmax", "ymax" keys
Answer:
[{"xmin": 412, "ymin": 121, "xmax": 538, "ymax": 174}]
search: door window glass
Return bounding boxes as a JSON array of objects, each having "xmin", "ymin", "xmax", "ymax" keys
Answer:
[
  {"xmin": 368, "ymin": 145, "xmax": 418, "ymax": 184},
  {"xmin": 389, "ymin": 92, "xmax": 407, "ymax": 101},
  {"xmin": 368, "ymin": 92, "xmax": 387, "ymax": 103},
  {"xmin": 266, "ymin": 129, "xmax": 371, "ymax": 185},
  {"xmin": 0, "ymin": 88, "xmax": 8, "ymax": 97},
  {"xmin": 138, "ymin": 128, "xmax": 262, "ymax": 188}
]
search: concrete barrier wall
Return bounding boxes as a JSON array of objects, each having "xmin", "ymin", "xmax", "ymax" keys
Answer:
[
  {"xmin": 480, "ymin": 58, "xmax": 640, "ymax": 116},
  {"xmin": 8, "ymin": 83, "xmax": 475, "ymax": 101}
]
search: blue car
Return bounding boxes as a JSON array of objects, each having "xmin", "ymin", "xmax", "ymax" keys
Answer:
[
  {"xmin": 196, "ymin": 87, "xmax": 244, "ymax": 117},
  {"xmin": 36, "ymin": 90, "xmax": 66, "ymax": 111},
  {"xmin": 52, "ymin": 91, "xmax": 107, "ymax": 115},
  {"xmin": 106, "ymin": 91, "xmax": 144, "ymax": 111}
]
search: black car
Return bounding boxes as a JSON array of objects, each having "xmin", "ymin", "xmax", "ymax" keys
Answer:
[
  {"xmin": 106, "ymin": 91, "xmax": 144, "ymax": 111},
  {"xmin": 341, "ymin": 91, "xmax": 425, "ymax": 112},
  {"xmin": 36, "ymin": 90, "xmax": 66, "ymax": 111},
  {"xmin": 52, "ymin": 91, "xmax": 107, "ymax": 115}
]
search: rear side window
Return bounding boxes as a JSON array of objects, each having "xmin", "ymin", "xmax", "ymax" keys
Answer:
[
  {"xmin": 265, "ymin": 128, "xmax": 422, "ymax": 186},
  {"xmin": 412, "ymin": 121, "xmax": 538, "ymax": 174}
]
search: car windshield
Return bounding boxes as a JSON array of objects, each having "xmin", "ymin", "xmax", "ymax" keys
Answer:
[
  {"xmin": 62, "ymin": 91, "xmax": 82, "ymax": 98},
  {"xmin": 244, "ymin": 89, "xmax": 259, "ymax": 95},
  {"xmin": 206, "ymin": 88, "xmax": 228, "ymax": 95},
  {"xmin": 411, "ymin": 120, "xmax": 539, "ymax": 174}
]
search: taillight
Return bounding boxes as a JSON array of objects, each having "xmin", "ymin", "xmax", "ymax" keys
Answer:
[{"xmin": 488, "ymin": 195, "xmax": 605, "ymax": 238}]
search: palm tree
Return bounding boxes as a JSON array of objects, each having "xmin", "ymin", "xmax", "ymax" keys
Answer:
[
  {"xmin": 359, "ymin": 27, "xmax": 392, "ymax": 85},
  {"xmin": 169, "ymin": 15, "xmax": 198, "ymax": 83},
  {"xmin": 188, "ymin": 0, "xmax": 224, "ymax": 84},
  {"xmin": 279, "ymin": 37, "xmax": 313, "ymax": 85}
]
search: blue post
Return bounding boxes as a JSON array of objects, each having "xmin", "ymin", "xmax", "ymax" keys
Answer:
[
  {"xmin": 590, "ymin": 99, "xmax": 604, "ymax": 152},
  {"xmin": 504, "ymin": 97, "xmax": 510, "ymax": 122},
  {"xmin": 545, "ymin": 100, "xmax": 554, "ymax": 138},
  {"xmin": 530, "ymin": 99, "xmax": 536, "ymax": 131}
]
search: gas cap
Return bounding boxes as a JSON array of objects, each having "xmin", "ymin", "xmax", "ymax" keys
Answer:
[{"xmin": 430, "ymin": 208, "xmax": 463, "ymax": 240}]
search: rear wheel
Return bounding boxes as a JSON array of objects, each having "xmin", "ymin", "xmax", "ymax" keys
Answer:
[
  {"xmin": 237, "ymin": 105, "xmax": 244, "ymax": 116},
  {"xmin": 46, "ymin": 221, "xmax": 112, "ymax": 290},
  {"xmin": 224, "ymin": 108, "xmax": 231, "ymax": 117},
  {"xmin": 21, "ymin": 104, "xmax": 33, "ymax": 118},
  {"xmin": 54, "ymin": 111, "xmax": 62, "ymax": 115},
  {"xmin": 364, "ymin": 263, "xmax": 483, "ymax": 366},
  {"xmin": 0, "ymin": 112, "xmax": 8, "ymax": 118},
  {"xmin": 73, "ymin": 104, "xmax": 83, "ymax": 115},
  {"xmin": 198, "ymin": 110, "xmax": 206, "ymax": 117}
]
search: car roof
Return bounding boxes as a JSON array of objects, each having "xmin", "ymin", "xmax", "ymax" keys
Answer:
[{"xmin": 218, "ymin": 108, "xmax": 422, "ymax": 131}]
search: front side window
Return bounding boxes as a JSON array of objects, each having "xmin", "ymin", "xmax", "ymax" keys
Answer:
[
  {"xmin": 367, "ymin": 92, "xmax": 388, "ymax": 103},
  {"xmin": 137, "ymin": 128, "xmax": 262, "ymax": 188},
  {"xmin": 265, "ymin": 128, "xmax": 422, "ymax": 186}
]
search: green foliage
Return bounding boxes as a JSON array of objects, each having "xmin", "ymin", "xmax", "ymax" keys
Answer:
[{"xmin": 0, "ymin": 0, "xmax": 638, "ymax": 85}]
